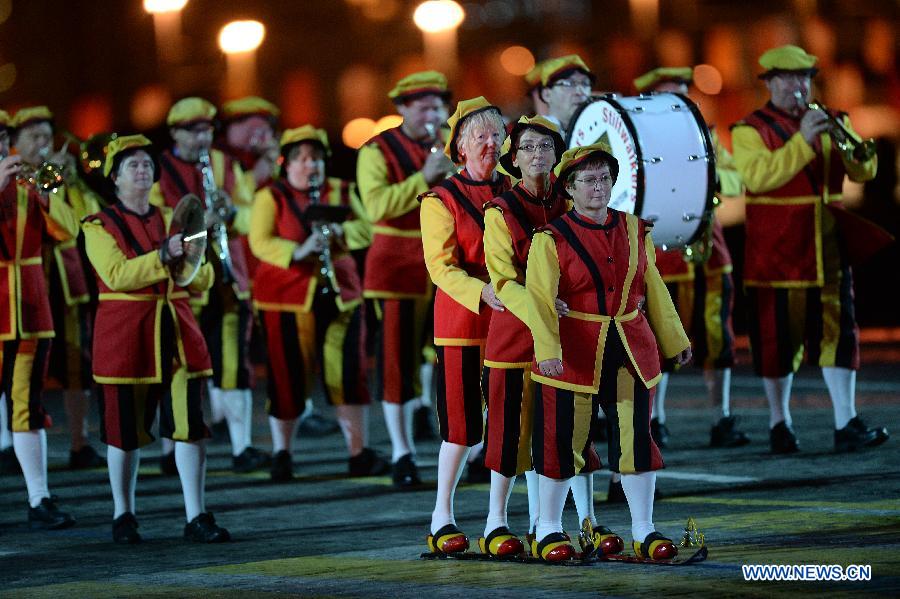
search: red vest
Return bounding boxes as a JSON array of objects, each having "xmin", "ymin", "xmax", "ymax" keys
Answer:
[
  {"xmin": 430, "ymin": 173, "xmax": 509, "ymax": 344},
  {"xmin": 90, "ymin": 204, "xmax": 211, "ymax": 383},
  {"xmin": 252, "ymin": 178, "xmax": 362, "ymax": 312},
  {"xmin": 362, "ymin": 127, "xmax": 432, "ymax": 297},
  {"xmin": 736, "ymin": 102, "xmax": 847, "ymax": 286},
  {"xmin": 484, "ymin": 184, "xmax": 567, "ymax": 364},
  {"xmin": 157, "ymin": 149, "xmax": 250, "ymax": 295},
  {"xmin": 0, "ymin": 183, "xmax": 56, "ymax": 340},
  {"xmin": 536, "ymin": 210, "xmax": 663, "ymax": 390}
]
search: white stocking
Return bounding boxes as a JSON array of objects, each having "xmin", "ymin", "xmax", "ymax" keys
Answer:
[
  {"xmin": 335, "ymin": 404, "xmax": 368, "ymax": 457},
  {"xmin": 524, "ymin": 469, "xmax": 540, "ymax": 534},
  {"xmin": 175, "ymin": 441, "xmax": 206, "ymax": 521},
  {"xmin": 107, "ymin": 446, "xmax": 140, "ymax": 518},
  {"xmin": 822, "ymin": 367, "xmax": 856, "ymax": 429},
  {"xmin": 651, "ymin": 373, "xmax": 668, "ymax": 423},
  {"xmin": 484, "ymin": 471, "xmax": 515, "ymax": 536},
  {"xmin": 536, "ymin": 475, "xmax": 572, "ymax": 540},
  {"xmin": 763, "ymin": 374, "xmax": 793, "ymax": 428},
  {"xmin": 431, "ymin": 441, "xmax": 470, "ymax": 533},
  {"xmin": 570, "ymin": 471, "xmax": 596, "ymax": 526},
  {"xmin": 621, "ymin": 471, "xmax": 656, "ymax": 542},
  {"xmin": 14, "ymin": 430, "xmax": 49, "ymax": 507},
  {"xmin": 705, "ymin": 368, "xmax": 731, "ymax": 420},
  {"xmin": 269, "ymin": 416, "xmax": 297, "ymax": 453},
  {"xmin": 382, "ymin": 402, "xmax": 411, "ymax": 462}
]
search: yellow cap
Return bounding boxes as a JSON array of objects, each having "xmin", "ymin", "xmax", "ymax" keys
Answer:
[
  {"xmin": 166, "ymin": 97, "xmax": 217, "ymax": 127},
  {"xmin": 498, "ymin": 115, "xmax": 565, "ymax": 179},
  {"xmin": 11, "ymin": 106, "xmax": 54, "ymax": 129},
  {"xmin": 633, "ymin": 67, "xmax": 693, "ymax": 92},
  {"xmin": 524, "ymin": 59, "xmax": 550, "ymax": 91},
  {"xmin": 540, "ymin": 55, "xmax": 594, "ymax": 87},
  {"xmin": 388, "ymin": 70, "xmax": 450, "ymax": 103},
  {"xmin": 280, "ymin": 125, "xmax": 330, "ymax": 156},
  {"xmin": 758, "ymin": 45, "xmax": 818, "ymax": 79},
  {"xmin": 444, "ymin": 96, "xmax": 502, "ymax": 164},
  {"xmin": 553, "ymin": 141, "xmax": 619, "ymax": 197},
  {"xmin": 0, "ymin": 110, "xmax": 10, "ymax": 129},
  {"xmin": 103, "ymin": 134, "xmax": 153, "ymax": 177},
  {"xmin": 221, "ymin": 96, "xmax": 280, "ymax": 122}
]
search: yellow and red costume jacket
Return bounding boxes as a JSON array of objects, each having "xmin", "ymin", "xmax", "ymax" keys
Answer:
[
  {"xmin": 358, "ymin": 127, "xmax": 433, "ymax": 298},
  {"xmin": 421, "ymin": 173, "xmax": 510, "ymax": 346},
  {"xmin": 149, "ymin": 148, "xmax": 255, "ymax": 303},
  {"xmin": 0, "ymin": 182, "xmax": 79, "ymax": 341},
  {"xmin": 483, "ymin": 184, "xmax": 567, "ymax": 367},
  {"xmin": 46, "ymin": 178, "xmax": 104, "ymax": 306},
  {"xmin": 82, "ymin": 203, "xmax": 213, "ymax": 384},
  {"xmin": 731, "ymin": 102, "xmax": 877, "ymax": 288},
  {"xmin": 527, "ymin": 210, "xmax": 689, "ymax": 393},
  {"xmin": 654, "ymin": 129, "xmax": 741, "ymax": 282},
  {"xmin": 249, "ymin": 177, "xmax": 370, "ymax": 313}
]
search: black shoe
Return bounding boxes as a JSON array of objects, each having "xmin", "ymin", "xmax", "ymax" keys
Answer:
[
  {"xmin": 270, "ymin": 450, "xmax": 294, "ymax": 482},
  {"xmin": 392, "ymin": 453, "xmax": 422, "ymax": 489},
  {"xmin": 184, "ymin": 512, "xmax": 231, "ymax": 543},
  {"xmin": 650, "ymin": 418, "xmax": 669, "ymax": 448},
  {"xmin": 413, "ymin": 405, "xmax": 437, "ymax": 441},
  {"xmin": 593, "ymin": 418, "xmax": 608, "ymax": 442},
  {"xmin": 465, "ymin": 453, "xmax": 491, "ymax": 484},
  {"xmin": 69, "ymin": 445, "xmax": 105, "ymax": 470},
  {"xmin": 28, "ymin": 497, "xmax": 75, "ymax": 530},
  {"xmin": 835, "ymin": 417, "xmax": 890, "ymax": 453},
  {"xmin": 210, "ymin": 420, "xmax": 229, "ymax": 442},
  {"xmin": 606, "ymin": 479, "xmax": 626, "ymax": 504},
  {"xmin": 770, "ymin": 421, "xmax": 800, "ymax": 454},
  {"xmin": 159, "ymin": 451, "xmax": 177, "ymax": 476},
  {"xmin": 297, "ymin": 413, "xmax": 340, "ymax": 437},
  {"xmin": 232, "ymin": 446, "xmax": 271, "ymax": 473},
  {"xmin": 0, "ymin": 446, "xmax": 21, "ymax": 475},
  {"xmin": 348, "ymin": 448, "xmax": 390, "ymax": 477},
  {"xmin": 710, "ymin": 416, "xmax": 751, "ymax": 448},
  {"xmin": 112, "ymin": 512, "xmax": 141, "ymax": 544}
]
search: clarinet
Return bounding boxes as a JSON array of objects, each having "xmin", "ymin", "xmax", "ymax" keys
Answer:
[
  {"xmin": 308, "ymin": 174, "xmax": 340, "ymax": 295},
  {"xmin": 198, "ymin": 147, "xmax": 234, "ymax": 283}
]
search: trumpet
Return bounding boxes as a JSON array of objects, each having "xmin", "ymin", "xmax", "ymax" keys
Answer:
[
  {"xmin": 1, "ymin": 147, "xmax": 66, "ymax": 194},
  {"xmin": 197, "ymin": 147, "xmax": 234, "ymax": 283},
  {"xmin": 308, "ymin": 174, "xmax": 340, "ymax": 295},
  {"xmin": 424, "ymin": 122, "xmax": 442, "ymax": 154},
  {"xmin": 794, "ymin": 91, "xmax": 876, "ymax": 163}
]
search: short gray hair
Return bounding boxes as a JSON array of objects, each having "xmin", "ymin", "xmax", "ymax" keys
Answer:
[{"xmin": 456, "ymin": 109, "xmax": 505, "ymax": 159}]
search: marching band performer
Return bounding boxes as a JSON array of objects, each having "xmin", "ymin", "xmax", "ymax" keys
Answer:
[
  {"xmin": 631, "ymin": 67, "xmax": 749, "ymax": 453},
  {"xmin": 250, "ymin": 125, "xmax": 387, "ymax": 481},
  {"xmin": 218, "ymin": 96, "xmax": 280, "ymax": 189},
  {"xmin": 524, "ymin": 60, "xmax": 550, "ymax": 117},
  {"xmin": 83, "ymin": 134, "xmax": 230, "ymax": 543},
  {"xmin": 1, "ymin": 108, "xmax": 78, "ymax": 529},
  {"xmin": 357, "ymin": 71, "xmax": 455, "ymax": 488},
  {"xmin": 537, "ymin": 55, "xmax": 595, "ymax": 139},
  {"xmin": 421, "ymin": 97, "xmax": 509, "ymax": 554},
  {"xmin": 480, "ymin": 116, "xmax": 568, "ymax": 556},
  {"xmin": 150, "ymin": 97, "xmax": 269, "ymax": 474},
  {"xmin": 731, "ymin": 45, "xmax": 888, "ymax": 454},
  {"xmin": 11, "ymin": 106, "xmax": 105, "ymax": 470},
  {"xmin": 526, "ymin": 143, "xmax": 691, "ymax": 561}
]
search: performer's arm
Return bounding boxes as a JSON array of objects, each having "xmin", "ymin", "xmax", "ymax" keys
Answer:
[
  {"xmin": 643, "ymin": 230, "xmax": 690, "ymax": 358},
  {"xmin": 341, "ymin": 182, "xmax": 372, "ymax": 251},
  {"xmin": 421, "ymin": 193, "xmax": 485, "ymax": 314},
  {"xmin": 188, "ymin": 262, "xmax": 214, "ymax": 294},
  {"xmin": 731, "ymin": 125, "xmax": 816, "ymax": 194},
  {"xmin": 40, "ymin": 187, "xmax": 79, "ymax": 241},
  {"xmin": 82, "ymin": 219, "xmax": 169, "ymax": 292},
  {"xmin": 228, "ymin": 161, "xmax": 255, "ymax": 236},
  {"xmin": 484, "ymin": 208, "xmax": 527, "ymax": 323},
  {"xmin": 525, "ymin": 231, "xmax": 562, "ymax": 363},
  {"xmin": 248, "ymin": 187, "xmax": 297, "ymax": 269},
  {"xmin": 357, "ymin": 143, "xmax": 429, "ymax": 223},
  {"xmin": 712, "ymin": 130, "xmax": 743, "ymax": 198}
]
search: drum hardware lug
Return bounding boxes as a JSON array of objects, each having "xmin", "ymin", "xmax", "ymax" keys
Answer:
[
  {"xmin": 637, "ymin": 94, "xmax": 654, "ymax": 100},
  {"xmin": 644, "ymin": 214, "xmax": 659, "ymax": 223},
  {"xmin": 629, "ymin": 106, "xmax": 645, "ymax": 113},
  {"xmin": 687, "ymin": 154, "xmax": 706, "ymax": 161},
  {"xmin": 643, "ymin": 156, "xmax": 662, "ymax": 164},
  {"xmin": 675, "ymin": 235, "xmax": 685, "ymax": 244},
  {"xmin": 671, "ymin": 104, "xmax": 684, "ymax": 111},
  {"xmin": 682, "ymin": 212, "xmax": 701, "ymax": 222}
]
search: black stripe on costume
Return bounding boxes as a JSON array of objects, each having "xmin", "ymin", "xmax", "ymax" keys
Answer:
[
  {"xmin": 340, "ymin": 305, "xmax": 366, "ymax": 404},
  {"xmin": 746, "ymin": 289, "xmax": 765, "ymax": 376},
  {"xmin": 531, "ymin": 381, "xmax": 545, "ymax": 474},
  {"xmin": 438, "ymin": 179, "xmax": 485, "ymax": 231},
  {"xmin": 381, "ymin": 130, "xmax": 419, "ymax": 178},
  {"xmin": 752, "ymin": 108, "xmax": 821, "ymax": 196},
  {"xmin": 159, "ymin": 154, "xmax": 193, "ymax": 199},
  {"xmin": 399, "ymin": 300, "xmax": 417, "ymax": 401},
  {"xmin": 461, "ymin": 346, "xmax": 485, "ymax": 446},
  {"xmin": 237, "ymin": 301, "xmax": 253, "ymax": 389},
  {"xmin": 835, "ymin": 265, "xmax": 858, "ymax": 368},
  {"xmin": 774, "ymin": 289, "xmax": 795, "ymax": 374},
  {"xmin": 597, "ymin": 328, "xmax": 626, "ymax": 472},
  {"xmin": 715, "ymin": 273, "xmax": 735, "ymax": 368},
  {"xmin": 26, "ymin": 340, "xmax": 50, "ymax": 430},
  {"xmin": 280, "ymin": 310, "xmax": 307, "ymax": 407},
  {"xmin": 805, "ymin": 287, "xmax": 824, "ymax": 366},
  {"xmin": 553, "ymin": 217, "xmax": 608, "ymax": 315},
  {"xmin": 500, "ymin": 368, "xmax": 525, "ymax": 476},
  {"xmin": 185, "ymin": 378, "xmax": 208, "ymax": 441},
  {"xmin": 108, "ymin": 386, "xmax": 137, "ymax": 450},
  {"xmin": 434, "ymin": 346, "xmax": 449, "ymax": 441},
  {"xmin": 554, "ymin": 386, "xmax": 576, "ymax": 478},
  {"xmin": 692, "ymin": 273, "xmax": 709, "ymax": 364},
  {"xmin": 631, "ymin": 373, "xmax": 653, "ymax": 471},
  {"xmin": 500, "ymin": 190, "xmax": 536, "ymax": 239}
]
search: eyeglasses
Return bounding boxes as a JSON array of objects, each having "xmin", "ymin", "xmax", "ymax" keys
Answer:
[
  {"xmin": 517, "ymin": 141, "xmax": 555, "ymax": 154},
  {"xmin": 574, "ymin": 175, "xmax": 614, "ymax": 189},
  {"xmin": 552, "ymin": 79, "xmax": 592, "ymax": 90}
]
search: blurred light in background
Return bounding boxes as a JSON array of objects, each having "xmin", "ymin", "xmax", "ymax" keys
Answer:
[
  {"xmin": 413, "ymin": 1, "xmax": 465, "ymax": 33},
  {"xmin": 499, "ymin": 45, "xmax": 534, "ymax": 76},
  {"xmin": 693, "ymin": 64, "xmax": 723, "ymax": 95},
  {"xmin": 374, "ymin": 115, "xmax": 403, "ymax": 135},
  {"xmin": 342, "ymin": 117, "xmax": 376, "ymax": 149},
  {"xmin": 69, "ymin": 95, "xmax": 113, "ymax": 139},
  {"xmin": 143, "ymin": 0, "xmax": 188, "ymax": 14},
  {"xmin": 218, "ymin": 20, "xmax": 266, "ymax": 54},
  {"xmin": 338, "ymin": 65, "xmax": 379, "ymax": 125},
  {"xmin": 0, "ymin": 63, "xmax": 16, "ymax": 93},
  {"xmin": 0, "ymin": 0, "xmax": 11, "ymax": 24},
  {"xmin": 130, "ymin": 84, "xmax": 172, "ymax": 130}
]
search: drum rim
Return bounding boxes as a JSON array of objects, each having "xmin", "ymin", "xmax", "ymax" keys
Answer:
[{"xmin": 672, "ymin": 92, "xmax": 717, "ymax": 245}]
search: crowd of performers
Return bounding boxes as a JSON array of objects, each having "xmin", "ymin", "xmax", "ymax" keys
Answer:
[{"xmin": 0, "ymin": 43, "xmax": 889, "ymax": 558}]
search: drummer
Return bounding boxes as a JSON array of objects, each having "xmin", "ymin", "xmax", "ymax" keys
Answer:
[{"xmin": 537, "ymin": 55, "xmax": 595, "ymax": 138}]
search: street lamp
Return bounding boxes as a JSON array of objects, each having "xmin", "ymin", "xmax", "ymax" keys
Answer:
[
  {"xmin": 144, "ymin": 0, "xmax": 189, "ymax": 64},
  {"xmin": 218, "ymin": 20, "xmax": 266, "ymax": 99},
  {"xmin": 413, "ymin": 1, "xmax": 464, "ymax": 79}
]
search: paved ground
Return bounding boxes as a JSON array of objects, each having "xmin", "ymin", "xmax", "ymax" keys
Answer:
[{"xmin": 1, "ymin": 340, "xmax": 899, "ymax": 598}]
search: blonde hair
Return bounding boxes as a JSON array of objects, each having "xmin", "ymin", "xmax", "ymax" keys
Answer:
[{"xmin": 456, "ymin": 109, "xmax": 505, "ymax": 161}]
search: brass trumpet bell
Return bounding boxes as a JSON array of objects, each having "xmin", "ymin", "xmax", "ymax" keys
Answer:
[{"xmin": 169, "ymin": 194, "xmax": 207, "ymax": 287}]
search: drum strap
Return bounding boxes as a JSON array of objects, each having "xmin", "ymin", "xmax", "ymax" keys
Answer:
[
  {"xmin": 752, "ymin": 110, "xmax": 821, "ymax": 196},
  {"xmin": 552, "ymin": 217, "xmax": 608, "ymax": 316},
  {"xmin": 438, "ymin": 179, "xmax": 484, "ymax": 231}
]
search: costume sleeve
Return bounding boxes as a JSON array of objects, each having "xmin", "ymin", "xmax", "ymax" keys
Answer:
[
  {"xmin": 731, "ymin": 125, "xmax": 817, "ymax": 194},
  {"xmin": 229, "ymin": 161, "xmax": 255, "ymax": 236},
  {"xmin": 357, "ymin": 143, "xmax": 429, "ymax": 223},
  {"xmin": 837, "ymin": 115, "xmax": 878, "ymax": 183},
  {"xmin": 41, "ymin": 189, "xmax": 79, "ymax": 241},
  {"xmin": 342, "ymin": 182, "xmax": 372, "ymax": 251},
  {"xmin": 82, "ymin": 219, "xmax": 169, "ymax": 292},
  {"xmin": 712, "ymin": 130, "xmax": 743, "ymax": 198},
  {"xmin": 249, "ymin": 187, "xmax": 297, "ymax": 269},
  {"xmin": 420, "ymin": 193, "xmax": 485, "ymax": 314},
  {"xmin": 643, "ymin": 230, "xmax": 690, "ymax": 358},
  {"xmin": 188, "ymin": 262, "xmax": 214, "ymax": 294},
  {"xmin": 525, "ymin": 231, "xmax": 562, "ymax": 363},
  {"xmin": 484, "ymin": 207, "xmax": 527, "ymax": 324}
]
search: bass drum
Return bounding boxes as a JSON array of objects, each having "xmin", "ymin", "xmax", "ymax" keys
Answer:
[{"xmin": 566, "ymin": 92, "xmax": 716, "ymax": 248}]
